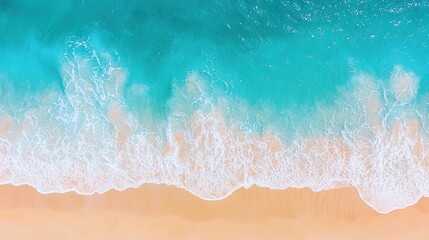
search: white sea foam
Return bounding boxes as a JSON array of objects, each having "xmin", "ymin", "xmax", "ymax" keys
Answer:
[{"xmin": 0, "ymin": 40, "xmax": 428, "ymax": 213}]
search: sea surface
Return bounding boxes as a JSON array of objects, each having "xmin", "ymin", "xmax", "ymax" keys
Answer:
[{"xmin": 0, "ymin": 0, "xmax": 428, "ymax": 213}]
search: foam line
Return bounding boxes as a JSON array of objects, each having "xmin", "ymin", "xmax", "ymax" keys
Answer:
[{"xmin": 0, "ymin": 40, "xmax": 427, "ymax": 214}]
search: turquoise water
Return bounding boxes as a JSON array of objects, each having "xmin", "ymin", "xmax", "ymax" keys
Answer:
[
  {"xmin": 2, "ymin": 1, "xmax": 427, "ymax": 113},
  {"xmin": 0, "ymin": 1, "xmax": 429, "ymax": 213}
]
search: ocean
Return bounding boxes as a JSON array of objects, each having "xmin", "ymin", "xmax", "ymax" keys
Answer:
[{"xmin": 0, "ymin": 0, "xmax": 428, "ymax": 213}]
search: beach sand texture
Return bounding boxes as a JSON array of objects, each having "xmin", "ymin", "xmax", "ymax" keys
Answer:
[{"xmin": 1, "ymin": 184, "xmax": 429, "ymax": 239}]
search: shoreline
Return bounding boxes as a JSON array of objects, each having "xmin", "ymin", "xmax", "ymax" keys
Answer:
[{"xmin": 1, "ymin": 184, "xmax": 429, "ymax": 239}]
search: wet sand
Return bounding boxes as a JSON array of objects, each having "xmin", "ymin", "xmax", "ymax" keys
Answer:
[{"xmin": 0, "ymin": 184, "xmax": 428, "ymax": 239}]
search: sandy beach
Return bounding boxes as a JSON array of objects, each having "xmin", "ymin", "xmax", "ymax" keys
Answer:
[{"xmin": 0, "ymin": 184, "xmax": 428, "ymax": 239}]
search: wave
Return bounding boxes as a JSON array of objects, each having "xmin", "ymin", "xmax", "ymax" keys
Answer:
[{"xmin": 0, "ymin": 39, "xmax": 428, "ymax": 214}]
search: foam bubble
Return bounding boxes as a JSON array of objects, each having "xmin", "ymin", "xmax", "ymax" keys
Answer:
[{"xmin": 390, "ymin": 66, "xmax": 419, "ymax": 103}]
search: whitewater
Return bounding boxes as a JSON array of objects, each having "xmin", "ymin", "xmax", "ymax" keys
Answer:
[{"xmin": 0, "ymin": 38, "xmax": 427, "ymax": 213}]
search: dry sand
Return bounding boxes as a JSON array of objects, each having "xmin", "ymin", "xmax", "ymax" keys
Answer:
[{"xmin": 0, "ymin": 184, "xmax": 428, "ymax": 239}]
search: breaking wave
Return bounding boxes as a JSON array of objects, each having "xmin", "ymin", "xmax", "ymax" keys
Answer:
[{"xmin": 1, "ymin": 40, "xmax": 428, "ymax": 214}]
